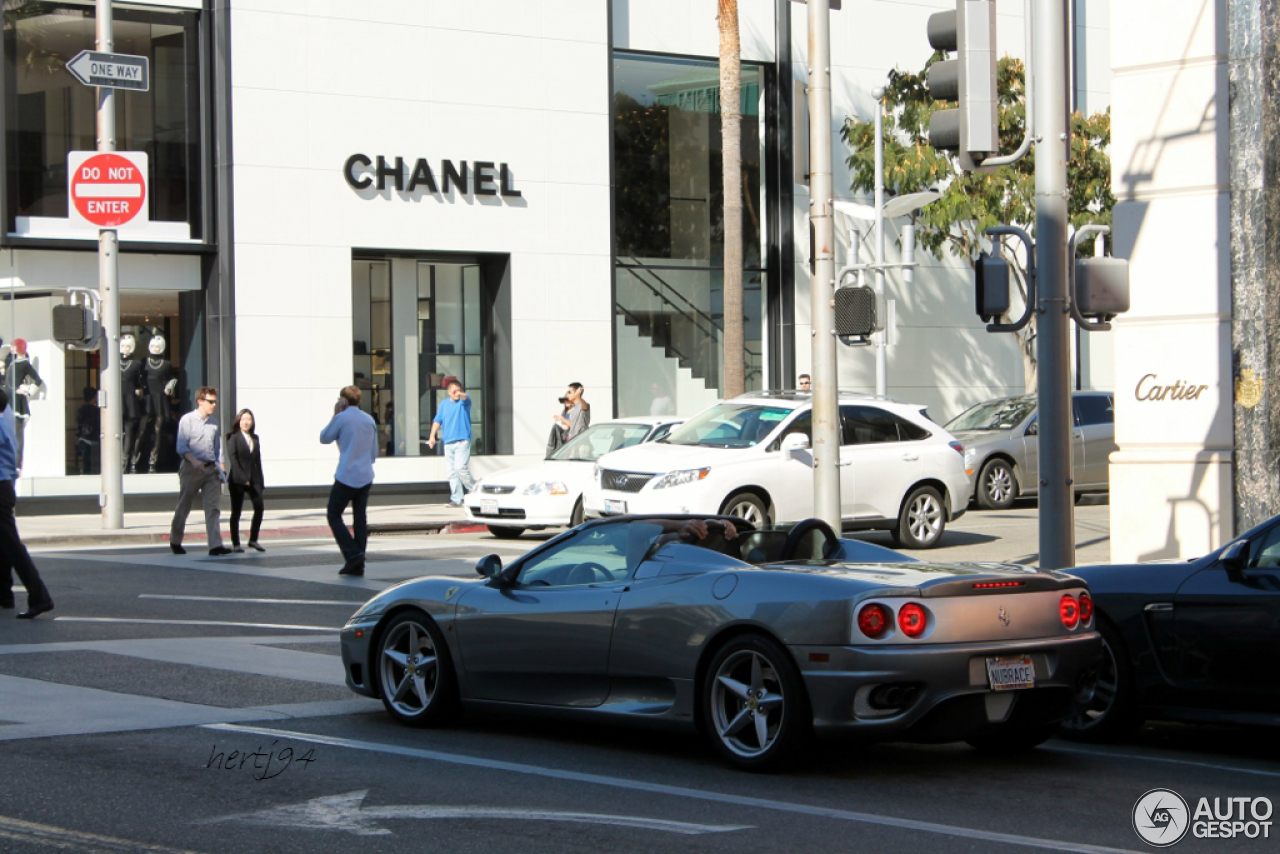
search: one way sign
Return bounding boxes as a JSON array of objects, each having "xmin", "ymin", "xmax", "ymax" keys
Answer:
[{"xmin": 66, "ymin": 50, "xmax": 149, "ymax": 92}]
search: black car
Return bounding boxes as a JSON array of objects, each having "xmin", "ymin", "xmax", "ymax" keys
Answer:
[{"xmin": 1059, "ymin": 514, "xmax": 1280, "ymax": 740}]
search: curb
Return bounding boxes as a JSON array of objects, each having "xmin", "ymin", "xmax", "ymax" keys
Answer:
[{"xmin": 25, "ymin": 520, "xmax": 488, "ymax": 549}]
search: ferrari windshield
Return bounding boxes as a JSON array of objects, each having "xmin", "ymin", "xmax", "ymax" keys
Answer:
[
  {"xmin": 551, "ymin": 422, "xmax": 653, "ymax": 462},
  {"xmin": 946, "ymin": 398, "xmax": 1037, "ymax": 432},
  {"xmin": 662, "ymin": 403, "xmax": 793, "ymax": 448}
]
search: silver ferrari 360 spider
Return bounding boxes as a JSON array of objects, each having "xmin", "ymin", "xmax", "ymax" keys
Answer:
[{"xmin": 340, "ymin": 515, "xmax": 1099, "ymax": 769}]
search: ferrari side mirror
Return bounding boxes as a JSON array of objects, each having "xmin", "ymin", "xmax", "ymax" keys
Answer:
[{"xmin": 476, "ymin": 554, "xmax": 503, "ymax": 579}]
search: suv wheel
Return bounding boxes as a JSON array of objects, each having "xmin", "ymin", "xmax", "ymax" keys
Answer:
[
  {"xmin": 892, "ymin": 486, "xmax": 946, "ymax": 549},
  {"xmin": 721, "ymin": 492, "xmax": 769, "ymax": 527}
]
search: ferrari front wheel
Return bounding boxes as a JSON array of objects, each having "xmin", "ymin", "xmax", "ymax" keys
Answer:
[
  {"xmin": 701, "ymin": 635, "xmax": 809, "ymax": 770},
  {"xmin": 376, "ymin": 610, "xmax": 458, "ymax": 727}
]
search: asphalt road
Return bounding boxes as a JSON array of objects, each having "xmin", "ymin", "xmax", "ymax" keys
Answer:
[{"xmin": 1, "ymin": 512, "xmax": 1274, "ymax": 854}]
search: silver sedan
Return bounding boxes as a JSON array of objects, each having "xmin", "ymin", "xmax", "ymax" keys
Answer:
[{"xmin": 340, "ymin": 515, "xmax": 1099, "ymax": 769}]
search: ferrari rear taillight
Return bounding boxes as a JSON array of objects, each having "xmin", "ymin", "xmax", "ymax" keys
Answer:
[
  {"xmin": 858, "ymin": 603, "xmax": 891, "ymax": 638},
  {"xmin": 1078, "ymin": 591, "xmax": 1093, "ymax": 623},
  {"xmin": 1060, "ymin": 594, "xmax": 1080, "ymax": 629},
  {"xmin": 898, "ymin": 602, "xmax": 927, "ymax": 638}
]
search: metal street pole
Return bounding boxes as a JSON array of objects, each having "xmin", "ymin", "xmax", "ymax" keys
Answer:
[
  {"xmin": 807, "ymin": 0, "xmax": 841, "ymax": 529},
  {"xmin": 1033, "ymin": 0, "xmax": 1073, "ymax": 568},
  {"xmin": 97, "ymin": 0, "xmax": 123, "ymax": 529},
  {"xmin": 872, "ymin": 87, "xmax": 886, "ymax": 396}
]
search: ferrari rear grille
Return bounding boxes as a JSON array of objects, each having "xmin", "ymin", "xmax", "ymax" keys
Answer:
[
  {"xmin": 480, "ymin": 485, "xmax": 516, "ymax": 495},
  {"xmin": 601, "ymin": 469, "xmax": 654, "ymax": 493}
]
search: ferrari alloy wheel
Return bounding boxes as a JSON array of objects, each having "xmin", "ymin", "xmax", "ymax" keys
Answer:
[
  {"xmin": 721, "ymin": 492, "xmax": 769, "ymax": 528},
  {"xmin": 1058, "ymin": 618, "xmax": 1141, "ymax": 742},
  {"xmin": 977, "ymin": 459, "xmax": 1018, "ymax": 510},
  {"xmin": 377, "ymin": 611, "xmax": 458, "ymax": 727},
  {"xmin": 703, "ymin": 635, "xmax": 808, "ymax": 770},
  {"xmin": 893, "ymin": 486, "xmax": 946, "ymax": 549}
]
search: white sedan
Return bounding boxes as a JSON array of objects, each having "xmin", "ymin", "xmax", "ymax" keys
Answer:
[{"xmin": 464, "ymin": 416, "xmax": 682, "ymax": 539}]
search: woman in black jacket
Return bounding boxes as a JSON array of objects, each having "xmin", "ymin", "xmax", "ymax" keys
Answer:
[{"xmin": 222, "ymin": 408, "xmax": 266, "ymax": 552}]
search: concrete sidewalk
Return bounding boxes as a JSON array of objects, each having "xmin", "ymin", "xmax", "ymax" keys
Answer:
[{"xmin": 16, "ymin": 501, "xmax": 482, "ymax": 549}]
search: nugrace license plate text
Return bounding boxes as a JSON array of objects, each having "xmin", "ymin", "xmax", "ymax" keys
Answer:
[{"xmin": 986, "ymin": 655, "xmax": 1035, "ymax": 691}]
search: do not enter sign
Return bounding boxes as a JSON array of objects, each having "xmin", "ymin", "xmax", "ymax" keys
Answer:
[{"xmin": 68, "ymin": 151, "xmax": 149, "ymax": 229}]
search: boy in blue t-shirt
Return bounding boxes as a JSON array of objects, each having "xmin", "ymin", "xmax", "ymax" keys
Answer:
[{"xmin": 427, "ymin": 379, "xmax": 476, "ymax": 505}]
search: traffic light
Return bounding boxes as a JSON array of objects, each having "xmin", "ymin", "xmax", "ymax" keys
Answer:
[
  {"xmin": 975, "ymin": 253, "xmax": 1010, "ymax": 322},
  {"xmin": 926, "ymin": 0, "xmax": 998, "ymax": 171},
  {"xmin": 834, "ymin": 285, "xmax": 877, "ymax": 345},
  {"xmin": 52, "ymin": 289, "xmax": 102, "ymax": 351}
]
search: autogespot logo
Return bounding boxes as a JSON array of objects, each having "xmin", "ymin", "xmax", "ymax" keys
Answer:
[{"xmin": 1133, "ymin": 789, "xmax": 1190, "ymax": 847}]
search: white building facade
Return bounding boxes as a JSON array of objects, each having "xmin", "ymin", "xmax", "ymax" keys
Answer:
[{"xmin": 3, "ymin": 0, "xmax": 1115, "ymax": 508}]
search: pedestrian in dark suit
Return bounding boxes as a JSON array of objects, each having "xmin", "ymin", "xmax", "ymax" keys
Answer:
[
  {"xmin": 222, "ymin": 408, "xmax": 266, "ymax": 552},
  {"xmin": 0, "ymin": 389, "xmax": 53, "ymax": 619}
]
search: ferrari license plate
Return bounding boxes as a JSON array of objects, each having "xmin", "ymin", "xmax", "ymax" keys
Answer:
[
  {"xmin": 986, "ymin": 655, "xmax": 1035, "ymax": 691},
  {"xmin": 480, "ymin": 499, "xmax": 498, "ymax": 516},
  {"xmin": 604, "ymin": 499, "xmax": 627, "ymax": 515}
]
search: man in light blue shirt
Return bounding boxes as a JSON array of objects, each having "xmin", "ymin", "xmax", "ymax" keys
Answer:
[
  {"xmin": 320, "ymin": 385, "xmax": 379, "ymax": 576},
  {"xmin": 427, "ymin": 378, "xmax": 476, "ymax": 505},
  {"xmin": 169, "ymin": 385, "xmax": 228, "ymax": 556},
  {"xmin": 0, "ymin": 389, "xmax": 53, "ymax": 618}
]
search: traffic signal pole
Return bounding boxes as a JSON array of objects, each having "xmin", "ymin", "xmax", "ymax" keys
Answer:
[
  {"xmin": 97, "ymin": 0, "xmax": 124, "ymax": 529},
  {"xmin": 1032, "ymin": 0, "xmax": 1073, "ymax": 568},
  {"xmin": 807, "ymin": 0, "xmax": 842, "ymax": 530}
]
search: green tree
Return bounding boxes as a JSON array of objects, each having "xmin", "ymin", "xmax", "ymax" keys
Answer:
[{"xmin": 840, "ymin": 55, "xmax": 1114, "ymax": 391}]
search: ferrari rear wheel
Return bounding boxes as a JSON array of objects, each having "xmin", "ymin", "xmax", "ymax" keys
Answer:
[
  {"xmin": 702, "ymin": 635, "xmax": 808, "ymax": 770},
  {"xmin": 376, "ymin": 610, "xmax": 458, "ymax": 727},
  {"xmin": 1058, "ymin": 618, "xmax": 1142, "ymax": 742}
]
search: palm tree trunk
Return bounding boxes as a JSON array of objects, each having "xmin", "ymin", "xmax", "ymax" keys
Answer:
[{"xmin": 719, "ymin": 0, "xmax": 745, "ymax": 398}]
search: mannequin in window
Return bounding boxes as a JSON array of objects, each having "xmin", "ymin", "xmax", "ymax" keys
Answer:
[
  {"xmin": 143, "ymin": 334, "xmax": 179, "ymax": 474},
  {"xmin": 119, "ymin": 334, "xmax": 147, "ymax": 473},
  {"xmin": 4, "ymin": 338, "xmax": 43, "ymax": 469}
]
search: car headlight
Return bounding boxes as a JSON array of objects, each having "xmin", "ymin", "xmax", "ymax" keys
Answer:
[
  {"xmin": 651, "ymin": 467, "xmax": 711, "ymax": 489},
  {"xmin": 345, "ymin": 600, "xmax": 388, "ymax": 626},
  {"xmin": 523, "ymin": 481, "xmax": 568, "ymax": 496}
]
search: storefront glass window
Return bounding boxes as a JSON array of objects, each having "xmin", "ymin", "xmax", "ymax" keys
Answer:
[
  {"xmin": 612, "ymin": 51, "xmax": 768, "ymax": 413},
  {"xmin": 352, "ymin": 258, "xmax": 488, "ymax": 457},
  {"xmin": 57, "ymin": 289, "xmax": 197, "ymax": 476},
  {"xmin": 3, "ymin": 0, "xmax": 202, "ymax": 238}
]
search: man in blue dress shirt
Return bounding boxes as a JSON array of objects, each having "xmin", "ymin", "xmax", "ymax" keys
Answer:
[
  {"xmin": 0, "ymin": 389, "xmax": 54, "ymax": 618},
  {"xmin": 320, "ymin": 385, "xmax": 379, "ymax": 576},
  {"xmin": 427, "ymin": 378, "xmax": 476, "ymax": 506},
  {"xmin": 170, "ymin": 386, "xmax": 229, "ymax": 556}
]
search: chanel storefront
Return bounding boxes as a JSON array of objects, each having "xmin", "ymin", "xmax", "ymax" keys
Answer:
[{"xmin": 3, "ymin": 1, "xmax": 1131, "ymax": 540}]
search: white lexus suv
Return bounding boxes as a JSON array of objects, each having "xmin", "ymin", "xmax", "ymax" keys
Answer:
[{"xmin": 583, "ymin": 392, "xmax": 970, "ymax": 549}]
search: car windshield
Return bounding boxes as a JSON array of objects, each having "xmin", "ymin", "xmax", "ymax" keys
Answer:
[
  {"xmin": 946, "ymin": 399, "xmax": 1037, "ymax": 432},
  {"xmin": 551, "ymin": 422, "xmax": 654, "ymax": 462},
  {"xmin": 662, "ymin": 403, "xmax": 793, "ymax": 448}
]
